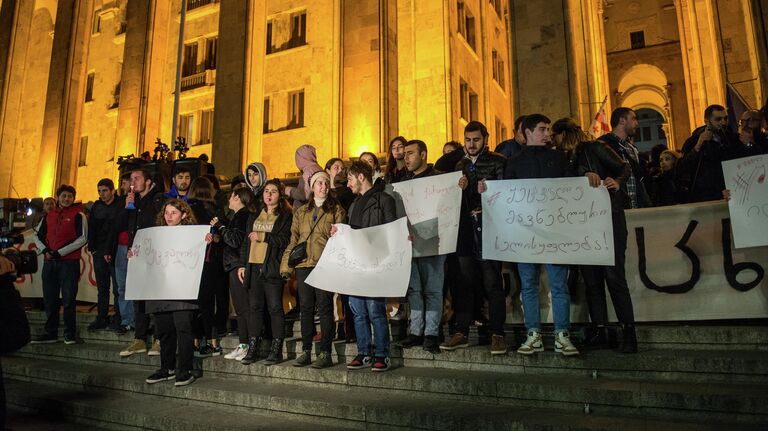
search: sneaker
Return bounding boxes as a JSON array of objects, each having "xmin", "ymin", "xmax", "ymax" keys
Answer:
[
  {"xmin": 63, "ymin": 335, "xmax": 78, "ymax": 345},
  {"xmin": 87, "ymin": 318, "xmax": 108, "ymax": 331},
  {"xmin": 311, "ymin": 352, "xmax": 333, "ymax": 369},
  {"xmin": 211, "ymin": 346, "xmax": 222, "ymax": 357},
  {"xmin": 554, "ymin": 331, "xmax": 579, "ymax": 356},
  {"xmin": 225, "ymin": 344, "xmax": 248, "ymax": 360},
  {"xmin": 439, "ymin": 333, "xmax": 469, "ymax": 351},
  {"xmin": 490, "ymin": 334, "xmax": 507, "ymax": 355},
  {"xmin": 30, "ymin": 334, "xmax": 58, "ymax": 344},
  {"xmin": 371, "ymin": 356, "xmax": 391, "ymax": 372},
  {"xmin": 147, "ymin": 339, "xmax": 161, "ymax": 356},
  {"xmin": 517, "ymin": 331, "xmax": 544, "ymax": 355},
  {"xmin": 145, "ymin": 369, "xmax": 175, "ymax": 384},
  {"xmin": 174, "ymin": 371, "xmax": 195, "ymax": 387},
  {"xmin": 293, "ymin": 350, "xmax": 312, "ymax": 367},
  {"xmin": 195, "ymin": 344, "xmax": 214, "ymax": 358},
  {"xmin": 346, "ymin": 354, "xmax": 372, "ymax": 370},
  {"xmin": 114, "ymin": 325, "xmax": 132, "ymax": 335},
  {"xmin": 423, "ymin": 336, "xmax": 440, "ymax": 354},
  {"xmin": 120, "ymin": 339, "xmax": 147, "ymax": 357},
  {"xmin": 394, "ymin": 334, "xmax": 423, "ymax": 349}
]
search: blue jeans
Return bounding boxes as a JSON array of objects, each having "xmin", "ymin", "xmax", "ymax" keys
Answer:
[
  {"xmin": 348, "ymin": 296, "xmax": 390, "ymax": 357},
  {"xmin": 408, "ymin": 255, "xmax": 446, "ymax": 337},
  {"xmin": 517, "ymin": 263, "xmax": 570, "ymax": 332},
  {"xmin": 41, "ymin": 259, "xmax": 80, "ymax": 338},
  {"xmin": 92, "ymin": 253, "xmax": 119, "ymax": 320},
  {"xmin": 114, "ymin": 245, "xmax": 134, "ymax": 327}
]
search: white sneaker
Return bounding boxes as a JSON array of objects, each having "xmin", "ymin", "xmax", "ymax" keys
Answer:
[
  {"xmin": 225, "ymin": 344, "xmax": 248, "ymax": 360},
  {"xmin": 516, "ymin": 331, "xmax": 544, "ymax": 355},
  {"xmin": 554, "ymin": 331, "xmax": 579, "ymax": 356}
]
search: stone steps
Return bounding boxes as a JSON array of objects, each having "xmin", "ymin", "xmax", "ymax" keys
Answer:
[{"xmin": 5, "ymin": 353, "xmax": 767, "ymax": 430}]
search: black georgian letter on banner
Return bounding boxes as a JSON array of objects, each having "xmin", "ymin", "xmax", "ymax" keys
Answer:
[
  {"xmin": 635, "ymin": 221, "xmax": 700, "ymax": 294},
  {"xmin": 721, "ymin": 218, "xmax": 764, "ymax": 292}
]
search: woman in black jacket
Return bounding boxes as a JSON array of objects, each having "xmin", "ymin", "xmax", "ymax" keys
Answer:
[
  {"xmin": 237, "ymin": 179, "xmax": 293, "ymax": 365},
  {"xmin": 209, "ymin": 187, "xmax": 256, "ymax": 361}
]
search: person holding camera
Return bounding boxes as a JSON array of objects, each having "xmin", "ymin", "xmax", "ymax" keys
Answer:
[{"xmin": 32, "ymin": 185, "xmax": 88, "ymax": 345}]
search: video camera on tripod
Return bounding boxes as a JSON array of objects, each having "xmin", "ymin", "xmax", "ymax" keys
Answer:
[{"xmin": 0, "ymin": 198, "xmax": 38, "ymax": 277}]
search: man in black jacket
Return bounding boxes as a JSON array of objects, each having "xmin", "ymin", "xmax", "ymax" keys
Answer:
[
  {"xmin": 87, "ymin": 178, "xmax": 121, "ymax": 331},
  {"xmin": 346, "ymin": 161, "xmax": 397, "ymax": 372},
  {"xmin": 0, "ymin": 256, "xmax": 31, "ymax": 430},
  {"xmin": 440, "ymin": 121, "xmax": 507, "ymax": 355},
  {"xmin": 494, "ymin": 115, "xmax": 526, "ymax": 159},
  {"xmin": 393, "ymin": 140, "xmax": 446, "ymax": 354},
  {"xmin": 119, "ymin": 168, "xmax": 166, "ymax": 357}
]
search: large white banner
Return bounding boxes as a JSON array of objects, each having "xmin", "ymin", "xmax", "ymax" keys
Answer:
[
  {"xmin": 389, "ymin": 171, "xmax": 462, "ymax": 257},
  {"xmin": 306, "ymin": 218, "xmax": 412, "ymax": 297},
  {"xmin": 481, "ymin": 177, "xmax": 615, "ymax": 265},
  {"xmin": 125, "ymin": 225, "xmax": 209, "ymax": 300},
  {"xmin": 722, "ymin": 154, "xmax": 768, "ymax": 248}
]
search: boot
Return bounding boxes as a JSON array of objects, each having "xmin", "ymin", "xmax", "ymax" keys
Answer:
[
  {"xmin": 620, "ymin": 324, "xmax": 638, "ymax": 354},
  {"xmin": 240, "ymin": 337, "xmax": 261, "ymax": 365},
  {"xmin": 263, "ymin": 338, "xmax": 283, "ymax": 365},
  {"xmin": 583, "ymin": 326, "xmax": 608, "ymax": 349}
]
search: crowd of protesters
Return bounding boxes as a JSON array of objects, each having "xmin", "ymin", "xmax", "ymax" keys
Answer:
[{"xmin": 22, "ymin": 103, "xmax": 768, "ymax": 386}]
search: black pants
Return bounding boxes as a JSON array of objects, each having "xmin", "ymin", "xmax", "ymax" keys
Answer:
[
  {"xmin": 581, "ymin": 210, "xmax": 635, "ymax": 325},
  {"xmin": 154, "ymin": 310, "xmax": 195, "ymax": 373},
  {"xmin": 249, "ymin": 266, "xmax": 285, "ymax": 339},
  {"xmin": 93, "ymin": 254, "xmax": 120, "ymax": 321},
  {"xmin": 230, "ymin": 267, "xmax": 272, "ymax": 342},
  {"xmin": 134, "ymin": 300, "xmax": 150, "ymax": 340},
  {"xmin": 41, "ymin": 260, "xmax": 80, "ymax": 338},
  {"xmin": 297, "ymin": 267, "xmax": 334, "ymax": 353},
  {"xmin": 213, "ymin": 269, "xmax": 229, "ymax": 336},
  {"xmin": 196, "ymin": 263, "xmax": 222, "ymax": 340},
  {"xmin": 454, "ymin": 257, "xmax": 505, "ymax": 336}
]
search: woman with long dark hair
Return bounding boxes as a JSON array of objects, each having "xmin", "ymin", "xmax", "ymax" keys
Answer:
[
  {"xmin": 238, "ymin": 179, "xmax": 293, "ymax": 365},
  {"xmin": 281, "ymin": 171, "xmax": 346, "ymax": 369}
]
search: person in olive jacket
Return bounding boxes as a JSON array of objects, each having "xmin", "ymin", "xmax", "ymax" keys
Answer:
[
  {"xmin": 280, "ymin": 171, "xmax": 346, "ymax": 369},
  {"xmin": 237, "ymin": 179, "xmax": 293, "ymax": 365}
]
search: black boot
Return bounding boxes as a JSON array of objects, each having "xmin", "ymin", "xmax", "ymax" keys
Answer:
[
  {"xmin": 263, "ymin": 338, "xmax": 283, "ymax": 365},
  {"xmin": 620, "ymin": 324, "xmax": 638, "ymax": 354},
  {"xmin": 583, "ymin": 326, "xmax": 608, "ymax": 349},
  {"xmin": 240, "ymin": 337, "xmax": 261, "ymax": 364}
]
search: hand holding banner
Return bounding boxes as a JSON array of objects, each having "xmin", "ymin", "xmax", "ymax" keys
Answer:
[
  {"xmin": 125, "ymin": 225, "xmax": 209, "ymax": 300},
  {"xmin": 482, "ymin": 177, "xmax": 615, "ymax": 265},
  {"xmin": 306, "ymin": 217, "xmax": 412, "ymax": 297},
  {"xmin": 722, "ymin": 154, "xmax": 768, "ymax": 248}
]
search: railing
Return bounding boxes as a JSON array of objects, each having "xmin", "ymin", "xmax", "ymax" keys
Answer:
[
  {"xmin": 180, "ymin": 69, "xmax": 216, "ymax": 92},
  {"xmin": 186, "ymin": 0, "xmax": 218, "ymax": 11}
]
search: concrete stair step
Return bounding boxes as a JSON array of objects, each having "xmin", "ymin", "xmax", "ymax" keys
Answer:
[
  {"xmin": 8, "ymin": 343, "xmax": 768, "ymax": 424},
  {"xmin": 5, "ymin": 380, "xmax": 359, "ymax": 431},
  {"xmin": 4, "ymin": 355, "xmax": 766, "ymax": 430}
]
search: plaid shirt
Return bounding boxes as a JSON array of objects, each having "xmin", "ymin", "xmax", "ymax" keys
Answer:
[{"xmin": 612, "ymin": 133, "xmax": 640, "ymax": 209}]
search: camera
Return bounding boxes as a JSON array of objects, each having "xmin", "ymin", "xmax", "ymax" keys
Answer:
[{"xmin": 1, "ymin": 198, "xmax": 39, "ymax": 276}]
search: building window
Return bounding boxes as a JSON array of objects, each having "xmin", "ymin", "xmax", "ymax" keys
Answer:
[
  {"xmin": 78, "ymin": 136, "xmax": 88, "ymax": 167},
  {"xmin": 494, "ymin": 118, "xmax": 507, "ymax": 144},
  {"xmin": 182, "ymin": 43, "xmax": 198, "ymax": 77},
  {"xmin": 178, "ymin": 114, "xmax": 194, "ymax": 142},
  {"xmin": 263, "ymin": 97, "xmax": 271, "ymax": 133},
  {"xmin": 288, "ymin": 90, "xmax": 305, "ymax": 129},
  {"xmin": 266, "ymin": 21, "xmax": 274, "ymax": 54},
  {"xmin": 187, "ymin": 0, "xmax": 216, "ymax": 11},
  {"xmin": 492, "ymin": 50, "xmax": 505, "ymax": 89},
  {"xmin": 290, "ymin": 11, "xmax": 307, "ymax": 48},
  {"xmin": 630, "ymin": 31, "xmax": 645, "ymax": 49},
  {"xmin": 657, "ymin": 124, "xmax": 666, "ymax": 140},
  {"xmin": 457, "ymin": 2, "xmax": 476, "ymax": 51},
  {"xmin": 267, "ymin": 11, "xmax": 307, "ymax": 55},
  {"xmin": 459, "ymin": 80, "xmax": 478, "ymax": 121},
  {"xmin": 92, "ymin": 13, "xmax": 101, "ymax": 34},
  {"xmin": 84, "ymin": 72, "xmax": 95, "ymax": 102},
  {"xmin": 204, "ymin": 37, "xmax": 218, "ymax": 70},
  {"xmin": 199, "ymin": 109, "xmax": 214, "ymax": 145}
]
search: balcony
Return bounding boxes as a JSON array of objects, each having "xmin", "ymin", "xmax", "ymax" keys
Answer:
[
  {"xmin": 180, "ymin": 69, "xmax": 216, "ymax": 92},
  {"xmin": 187, "ymin": 0, "xmax": 217, "ymax": 11}
]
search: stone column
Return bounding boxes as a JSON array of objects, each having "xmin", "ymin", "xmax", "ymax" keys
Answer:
[
  {"xmin": 37, "ymin": 0, "xmax": 92, "ymax": 194},
  {"xmin": 211, "ymin": 0, "xmax": 249, "ymax": 178}
]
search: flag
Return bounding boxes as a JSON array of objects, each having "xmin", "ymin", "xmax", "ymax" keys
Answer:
[
  {"xmin": 589, "ymin": 96, "xmax": 610, "ymax": 138},
  {"xmin": 725, "ymin": 82, "xmax": 751, "ymax": 133}
]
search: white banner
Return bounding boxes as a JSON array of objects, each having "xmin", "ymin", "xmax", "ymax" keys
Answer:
[
  {"xmin": 722, "ymin": 154, "xmax": 768, "ymax": 248},
  {"xmin": 389, "ymin": 171, "xmax": 462, "ymax": 257},
  {"xmin": 481, "ymin": 177, "xmax": 615, "ymax": 265},
  {"xmin": 306, "ymin": 218, "xmax": 412, "ymax": 297},
  {"xmin": 125, "ymin": 225, "xmax": 208, "ymax": 300}
]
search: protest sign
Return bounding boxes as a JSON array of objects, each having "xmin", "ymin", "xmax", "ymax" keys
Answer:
[
  {"xmin": 481, "ymin": 177, "xmax": 614, "ymax": 265},
  {"xmin": 306, "ymin": 217, "xmax": 412, "ymax": 297},
  {"xmin": 389, "ymin": 171, "xmax": 462, "ymax": 257},
  {"xmin": 125, "ymin": 225, "xmax": 208, "ymax": 300},
  {"xmin": 722, "ymin": 154, "xmax": 768, "ymax": 248}
]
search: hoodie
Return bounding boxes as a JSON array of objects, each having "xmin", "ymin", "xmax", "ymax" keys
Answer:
[
  {"xmin": 245, "ymin": 162, "xmax": 268, "ymax": 197},
  {"xmin": 295, "ymin": 145, "xmax": 322, "ymax": 194}
]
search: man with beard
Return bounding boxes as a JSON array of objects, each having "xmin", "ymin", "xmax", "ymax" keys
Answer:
[{"xmin": 165, "ymin": 166, "xmax": 192, "ymax": 201}]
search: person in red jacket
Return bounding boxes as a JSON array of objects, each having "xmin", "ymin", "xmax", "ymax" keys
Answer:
[{"xmin": 32, "ymin": 184, "xmax": 88, "ymax": 344}]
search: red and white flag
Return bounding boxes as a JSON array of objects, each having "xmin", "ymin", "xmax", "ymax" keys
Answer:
[{"xmin": 588, "ymin": 97, "xmax": 610, "ymax": 138}]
